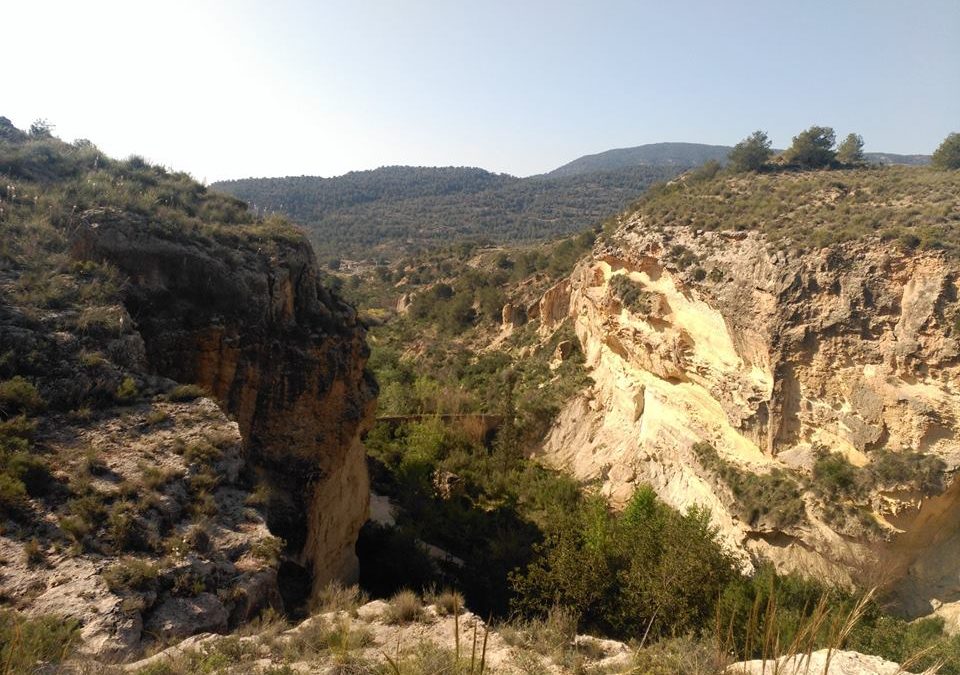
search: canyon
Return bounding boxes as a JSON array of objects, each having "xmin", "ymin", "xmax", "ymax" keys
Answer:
[{"xmin": 538, "ymin": 217, "xmax": 960, "ymax": 628}]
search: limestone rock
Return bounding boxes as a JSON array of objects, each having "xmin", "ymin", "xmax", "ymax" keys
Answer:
[
  {"xmin": 145, "ymin": 593, "xmax": 228, "ymax": 642},
  {"xmin": 540, "ymin": 222, "xmax": 960, "ymax": 615},
  {"xmin": 501, "ymin": 302, "xmax": 527, "ymax": 329},
  {"xmin": 72, "ymin": 208, "xmax": 377, "ymax": 595},
  {"xmin": 0, "ymin": 399, "xmax": 280, "ymax": 658},
  {"xmin": 729, "ymin": 649, "xmax": 929, "ymax": 675}
]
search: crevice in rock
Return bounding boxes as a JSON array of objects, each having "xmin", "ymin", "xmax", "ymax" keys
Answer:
[{"xmin": 278, "ymin": 560, "xmax": 313, "ymax": 619}]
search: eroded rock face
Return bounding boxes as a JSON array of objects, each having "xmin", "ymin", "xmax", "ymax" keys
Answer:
[
  {"xmin": 0, "ymin": 399, "xmax": 281, "ymax": 657},
  {"xmin": 71, "ymin": 209, "xmax": 377, "ymax": 602},
  {"xmin": 540, "ymin": 222, "xmax": 960, "ymax": 619}
]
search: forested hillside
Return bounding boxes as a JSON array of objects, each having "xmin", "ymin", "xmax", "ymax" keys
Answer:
[
  {"xmin": 212, "ymin": 164, "xmax": 683, "ymax": 259},
  {"xmin": 545, "ymin": 141, "xmax": 733, "ymax": 177},
  {"xmin": 547, "ymin": 141, "xmax": 930, "ymax": 177}
]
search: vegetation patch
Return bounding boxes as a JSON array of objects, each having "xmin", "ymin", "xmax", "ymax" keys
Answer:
[
  {"xmin": 628, "ymin": 165, "xmax": 960, "ymax": 255},
  {"xmin": 608, "ymin": 274, "xmax": 658, "ymax": 314},
  {"xmin": 103, "ymin": 557, "xmax": 160, "ymax": 593},
  {"xmin": 0, "ymin": 609, "xmax": 80, "ymax": 675},
  {"xmin": 693, "ymin": 442, "xmax": 806, "ymax": 529}
]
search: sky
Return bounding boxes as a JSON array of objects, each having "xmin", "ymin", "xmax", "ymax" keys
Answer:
[{"xmin": 4, "ymin": 0, "xmax": 959, "ymax": 182}]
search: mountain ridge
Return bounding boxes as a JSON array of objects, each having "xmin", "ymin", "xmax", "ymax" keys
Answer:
[{"xmin": 546, "ymin": 141, "xmax": 932, "ymax": 177}]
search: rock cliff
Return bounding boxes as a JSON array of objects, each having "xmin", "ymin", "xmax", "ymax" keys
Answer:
[
  {"xmin": 70, "ymin": 208, "xmax": 377, "ymax": 599},
  {"xmin": 540, "ymin": 216, "xmax": 960, "ymax": 624},
  {"xmin": 0, "ymin": 125, "xmax": 378, "ymax": 659}
]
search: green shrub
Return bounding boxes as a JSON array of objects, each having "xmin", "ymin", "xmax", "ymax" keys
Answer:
[
  {"xmin": 103, "ymin": 557, "xmax": 159, "ymax": 593},
  {"xmin": 0, "ymin": 377, "xmax": 44, "ymax": 416},
  {"xmin": 812, "ymin": 451, "xmax": 861, "ymax": 498},
  {"xmin": 5, "ymin": 450, "xmax": 51, "ymax": 497},
  {"xmin": 0, "ymin": 609, "xmax": 80, "ymax": 674},
  {"xmin": 0, "ymin": 473, "xmax": 29, "ymax": 514},
  {"xmin": 106, "ymin": 500, "xmax": 146, "ymax": 551},
  {"xmin": 783, "ymin": 126, "xmax": 837, "ymax": 168},
  {"xmin": 609, "ymin": 274, "xmax": 658, "ymax": 315},
  {"xmin": 183, "ymin": 439, "xmax": 223, "ymax": 466},
  {"xmin": 59, "ymin": 514, "xmax": 91, "ymax": 543},
  {"xmin": 932, "ymin": 132, "xmax": 960, "ymax": 170},
  {"xmin": 511, "ymin": 486, "xmax": 738, "ymax": 640},
  {"xmin": 250, "ymin": 535, "xmax": 284, "ymax": 565},
  {"xmin": 693, "ymin": 442, "xmax": 806, "ymax": 528},
  {"xmin": 167, "ymin": 384, "xmax": 209, "ymax": 402},
  {"xmin": 145, "ymin": 409, "xmax": 170, "ymax": 426},
  {"xmin": 728, "ymin": 131, "xmax": 773, "ymax": 172},
  {"xmin": 868, "ymin": 449, "xmax": 945, "ymax": 492},
  {"xmin": 384, "ymin": 589, "xmax": 425, "ymax": 624},
  {"xmin": 115, "ymin": 376, "xmax": 139, "ymax": 402}
]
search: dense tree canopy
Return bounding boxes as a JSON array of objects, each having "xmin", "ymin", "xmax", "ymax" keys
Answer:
[
  {"xmin": 784, "ymin": 126, "xmax": 837, "ymax": 168},
  {"xmin": 213, "ymin": 165, "xmax": 686, "ymax": 259},
  {"xmin": 932, "ymin": 132, "xmax": 960, "ymax": 170},
  {"xmin": 728, "ymin": 131, "xmax": 773, "ymax": 172},
  {"xmin": 836, "ymin": 133, "xmax": 865, "ymax": 165}
]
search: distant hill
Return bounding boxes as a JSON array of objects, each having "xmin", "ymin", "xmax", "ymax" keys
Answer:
[
  {"xmin": 212, "ymin": 164, "xmax": 684, "ymax": 259},
  {"xmin": 546, "ymin": 142, "xmax": 931, "ymax": 178},
  {"xmin": 546, "ymin": 142, "xmax": 733, "ymax": 178},
  {"xmin": 212, "ymin": 144, "xmax": 932, "ymax": 260},
  {"xmin": 862, "ymin": 152, "xmax": 931, "ymax": 166}
]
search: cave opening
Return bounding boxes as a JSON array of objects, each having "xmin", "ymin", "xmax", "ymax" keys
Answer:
[{"xmin": 277, "ymin": 559, "xmax": 312, "ymax": 619}]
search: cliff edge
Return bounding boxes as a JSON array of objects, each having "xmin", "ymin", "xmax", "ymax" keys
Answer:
[{"xmin": 538, "ymin": 167, "xmax": 960, "ymax": 626}]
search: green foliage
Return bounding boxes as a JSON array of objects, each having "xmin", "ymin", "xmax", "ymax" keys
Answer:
[
  {"xmin": 812, "ymin": 451, "xmax": 860, "ymax": 498},
  {"xmin": 836, "ymin": 133, "xmax": 865, "ymax": 165},
  {"xmin": 627, "ymin": 166, "xmax": 960, "ymax": 255},
  {"xmin": 384, "ymin": 589, "xmax": 425, "ymax": 624},
  {"xmin": 688, "ymin": 159, "xmax": 722, "ymax": 182},
  {"xmin": 103, "ymin": 557, "xmax": 160, "ymax": 593},
  {"xmin": 183, "ymin": 439, "xmax": 224, "ymax": 466},
  {"xmin": 608, "ymin": 274, "xmax": 658, "ymax": 314},
  {"xmin": 212, "ymin": 164, "xmax": 686, "ymax": 259},
  {"xmin": 728, "ymin": 131, "xmax": 773, "ymax": 172},
  {"xmin": 0, "ymin": 118, "xmax": 309, "ymax": 421},
  {"xmin": 0, "ymin": 413, "xmax": 49, "ymax": 516},
  {"xmin": 0, "ymin": 609, "xmax": 80, "ymax": 674},
  {"xmin": 784, "ymin": 126, "xmax": 837, "ymax": 168},
  {"xmin": 114, "ymin": 376, "xmax": 139, "ymax": 402},
  {"xmin": 250, "ymin": 535, "xmax": 284, "ymax": 565},
  {"xmin": 0, "ymin": 377, "xmax": 44, "ymax": 417},
  {"xmin": 166, "ymin": 383, "xmax": 209, "ymax": 402},
  {"xmin": 511, "ymin": 486, "xmax": 738, "ymax": 640},
  {"xmin": 932, "ymin": 132, "xmax": 960, "ymax": 170},
  {"xmin": 849, "ymin": 614, "xmax": 960, "ymax": 675},
  {"xmin": 693, "ymin": 442, "xmax": 806, "ymax": 529},
  {"xmin": 868, "ymin": 449, "xmax": 945, "ymax": 492},
  {"xmin": 0, "ymin": 473, "xmax": 29, "ymax": 515}
]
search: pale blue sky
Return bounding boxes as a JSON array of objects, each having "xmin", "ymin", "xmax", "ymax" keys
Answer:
[{"xmin": 5, "ymin": 0, "xmax": 959, "ymax": 181}]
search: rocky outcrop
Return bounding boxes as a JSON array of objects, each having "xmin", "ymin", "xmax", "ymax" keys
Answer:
[
  {"xmin": 0, "ymin": 398, "xmax": 281, "ymax": 657},
  {"xmin": 729, "ymin": 649, "xmax": 930, "ymax": 675},
  {"xmin": 124, "ymin": 599, "xmax": 635, "ymax": 674},
  {"xmin": 71, "ymin": 209, "xmax": 376, "ymax": 604},
  {"xmin": 500, "ymin": 302, "xmax": 527, "ymax": 329},
  {"xmin": 540, "ymin": 221, "xmax": 960, "ymax": 619}
]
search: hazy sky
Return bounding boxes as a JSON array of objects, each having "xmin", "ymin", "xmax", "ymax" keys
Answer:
[{"xmin": 5, "ymin": 0, "xmax": 959, "ymax": 181}]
